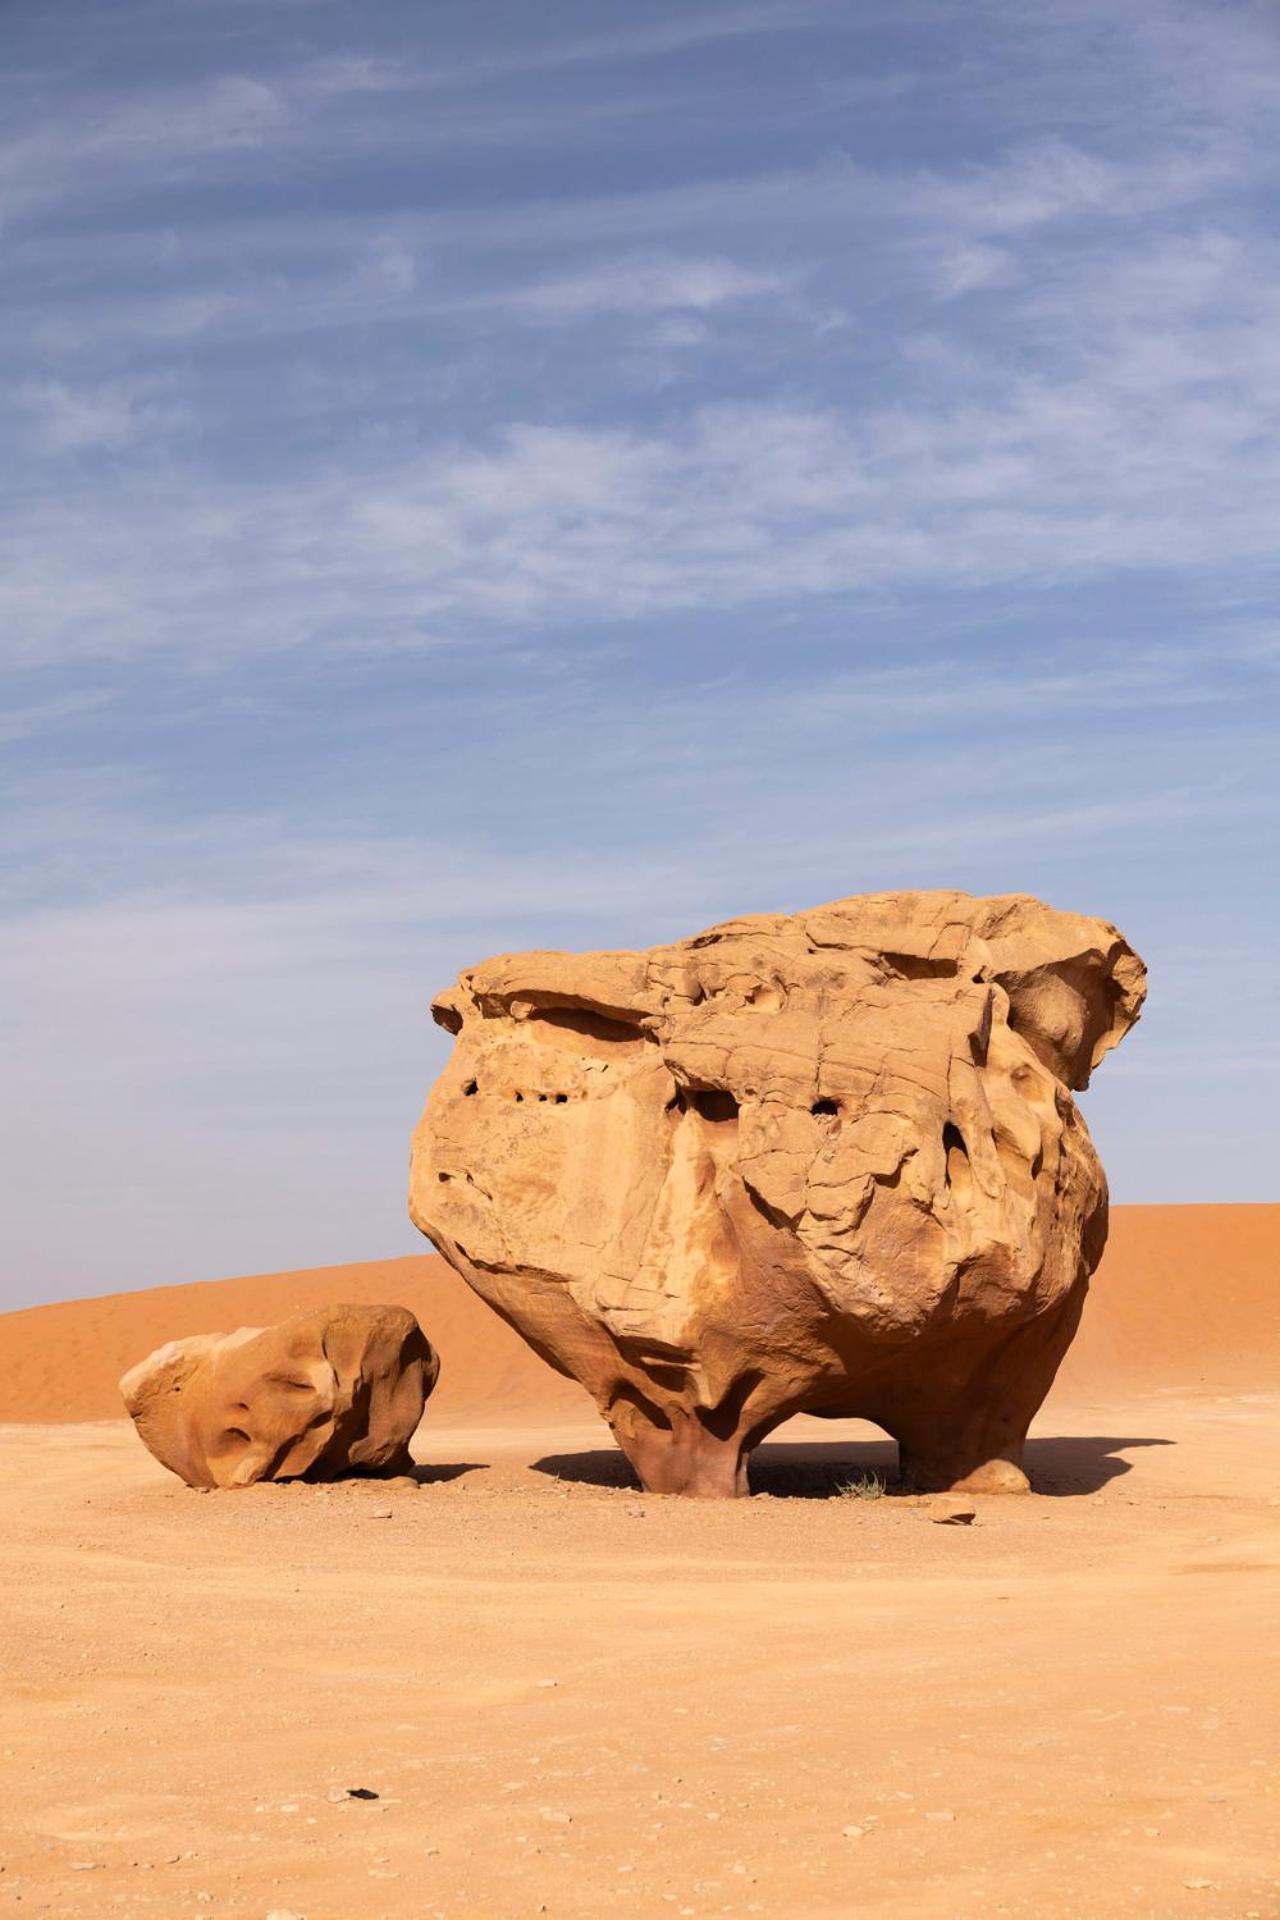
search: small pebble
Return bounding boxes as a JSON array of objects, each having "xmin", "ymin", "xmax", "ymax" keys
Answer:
[{"xmin": 842, "ymin": 1824, "xmax": 866, "ymax": 1839}]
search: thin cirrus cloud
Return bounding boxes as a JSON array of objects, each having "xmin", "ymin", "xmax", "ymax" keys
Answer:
[
  {"xmin": 2, "ymin": 0, "xmax": 1278, "ymax": 1304},
  {"xmin": 491, "ymin": 253, "xmax": 788, "ymax": 319},
  {"xmin": 7, "ymin": 340, "xmax": 1275, "ymax": 671},
  {"xmin": 6, "ymin": 211, "xmax": 1280, "ymax": 670}
]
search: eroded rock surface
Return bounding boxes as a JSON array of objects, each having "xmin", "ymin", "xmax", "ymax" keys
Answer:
[
  {"xmin": 410, "ymin": 891, "xmax": 1145, "ymax": 1497},
  {"xmin": 120, "ymin": 1303, "xmax": 437, "ymax": 1488}
]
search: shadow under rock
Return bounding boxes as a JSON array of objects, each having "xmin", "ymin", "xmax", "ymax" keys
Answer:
[
  {"xmin": 532, "ymin": 1433, "xmax": 1175, "ymax": 1500},
  {"xmin": 1021, "ymin": 1432, "xmax": 1174, "ymax": 1496},
  {"xmin": 532, "ymin": 1448, "xmax": 638, "ymax": 1491},
  {"xmin": 303, "ymin": 1461, "xmax": 485, "ymax": 1487},
  {"xmin": 409, "ymin": 1461, "xmax": 487, "ymax": 1486}
]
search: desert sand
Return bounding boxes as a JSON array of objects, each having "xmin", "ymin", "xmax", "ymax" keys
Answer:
[{"xmin": 1, "ymin": 1204, "xmax": 1277, "ymax": 1917}]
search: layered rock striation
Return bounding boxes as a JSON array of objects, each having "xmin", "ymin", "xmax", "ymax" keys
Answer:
[
  {"xmin": 410, "ymin": 892, "xmax": 1144, "ymax": 1497},
  {"xmin": 120, "ymin": 1303, "xmax": 436, "ymax": 1488}
]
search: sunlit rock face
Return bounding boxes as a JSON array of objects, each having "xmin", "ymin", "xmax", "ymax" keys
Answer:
[
  {"xmin": 410, "ymin": 892, "xmax": 1144, "ymax": 1497},
  {"xmin": 120, "ymin": 1304, "xmax": 437, "ymax": 1488}
]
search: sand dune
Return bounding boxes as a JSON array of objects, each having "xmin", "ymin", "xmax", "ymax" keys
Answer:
[
  {"xmin": 1053, "ymin": 1201, "xmax": 1280, "ymax": 1397},
  {"xmin": 1, "ymin": 1204, "xmax": 1275, "ymax": 1425}
]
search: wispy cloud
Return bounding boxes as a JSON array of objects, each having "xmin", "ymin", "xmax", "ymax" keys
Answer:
[
  {"xmin": 498, "ymin": 252, "xmax": 787, "ymax": 319},
  {"xmin": 6, "ymin": 189, "xmax": 1280, "ymax": 671},
  {"xmin": 419, "ymin": 3, "xmax": 824, "ymax": 85},
  {"xmin": 0, "ymin": 58, "xmax": 416, "ymax": 224},
  {"xmin": 13, "ymin": 376, "xmax": 186, "ymax": 453}
]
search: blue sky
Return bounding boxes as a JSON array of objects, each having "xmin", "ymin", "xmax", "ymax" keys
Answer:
[{"xmin": 3, "ymin": 0, "xmax": 1278, "ymax": 1307}]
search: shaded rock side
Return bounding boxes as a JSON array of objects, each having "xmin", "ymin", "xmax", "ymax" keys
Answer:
[
  {"xmin": 409, "ymin": 890, "xmax": 1145, "ymax": 1497},
  {"xmin": 120, "ymin": 1303, "xmax": 437, "ymax": 1488}
]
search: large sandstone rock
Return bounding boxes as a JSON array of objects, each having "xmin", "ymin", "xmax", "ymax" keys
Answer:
[
  {"xmin": 410, "ymin": 892, "xmax": 1145, "ymax": 1498},
  {"xmin": 120, "ymin": 1303, "xmax": 437, "ymax": 1488}
]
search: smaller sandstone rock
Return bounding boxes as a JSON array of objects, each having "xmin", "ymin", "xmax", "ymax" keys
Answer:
[{"xmin": 120, "ymin": 1304, "xmax": 437, "ymax": 1489}]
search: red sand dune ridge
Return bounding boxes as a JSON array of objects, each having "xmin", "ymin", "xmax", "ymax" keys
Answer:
[{"xmin": 2, "ymin": 1204, "xmax": 1275, "ymax": 1425}]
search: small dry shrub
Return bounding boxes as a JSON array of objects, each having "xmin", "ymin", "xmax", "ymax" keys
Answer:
[{"xmin": 837, "ymin": 1470, "xmax": 886, "ymax": 1501}]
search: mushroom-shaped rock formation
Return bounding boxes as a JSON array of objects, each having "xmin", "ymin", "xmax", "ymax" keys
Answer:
[
  {"xmin": 409, "ymin": 891, "xmax": 1145, "ymax": 1498},
  {"xmin": 120, "ymin": 1303, "xmax": 437, "ymax": 1488}
]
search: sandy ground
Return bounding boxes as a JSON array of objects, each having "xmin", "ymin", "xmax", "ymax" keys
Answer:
[{"xmin": 2, "ymin": 1207, "xmax": 1278, "ymax": 1919}]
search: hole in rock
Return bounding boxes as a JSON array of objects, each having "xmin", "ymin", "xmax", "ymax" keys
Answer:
[
  {"xmin": 526, "ymin": 1005, "xmax": 645, "ymax": 1045},
  {"xmin": 744, "ymin": 982, "xmax": 784, "ymax": 1011},
  {"xmin": 942, "ymin": 1122, "xmax": 969, "ymax": 1188},
  {"xmin": 553, "ymin": 1092, "xmax": 569, "ymax": 1104},
  {"xmin": 462, "ymin": 1079, "xmax": 478, "ymax": 1097},
  {"xmin": 647, "ymin": 1363, "xmax": 694, "ymax": 1394},
  {"xmin": 608, "ymin": 1381, "xmax": 674, "ymax": 1432},
  {"xmin": 811, "ymin": 1098, "xmax": 839, "ymax": 1117},
  {"xmin": 695, "ymin": 1370, "xmax": 766, "ymax": 1441},
  {"xmin": 514, "ymin": 1091, "xmax": 524, "ymax": 1102},
  {"xmin": 690, "ymin": 1089, "xmax": 739, "ymax": 1123},
  {"xmin": 881, "ymin": 952, "xmax": 961, "ymax": 981}
]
